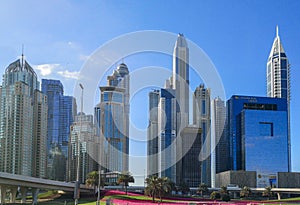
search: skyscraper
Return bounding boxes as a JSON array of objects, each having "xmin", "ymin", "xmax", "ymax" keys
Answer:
[
  {"xmin": 267, "ymin": 26, "xmax": 291, "ymax": 171},
  {"xmin": 227, "ymin": 95, "xmax": 289, "ymax": 188},
  {"xmin": 42, "ymin": 79, "xmax": 77, "ymax": 181},
  {"xmin": 147, "ymin": 90, "xmax": 160, "ymax": 177},
  {"xmin": 68, "ymin": 113, "xmax": 96, "ymax": 183},
  {"xmin": 193, "ymin": 84, "xmax": 211, "ymax": 186},
  {"xmin": 158, "ymin": 88, "xmax": 177, "ymax": 183},
  {"xmin": 0, "ymin": 56, "xmax": 47, "ymax": 177},
  {"xmin": 96, "ymin": 63, "xmax": 130, "ymax": 173},
  {"xmin": 211, "ymin": 97, "xmax": 227, "ymax": 187},
  {"xmin": 173, "ymin": 33, "xmax": 189, "ymax": 129}
]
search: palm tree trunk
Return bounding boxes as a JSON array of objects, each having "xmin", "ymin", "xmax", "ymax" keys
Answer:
[{"xmin": 152, "ymin": 194, "xmax": 155, "ymax": 202}]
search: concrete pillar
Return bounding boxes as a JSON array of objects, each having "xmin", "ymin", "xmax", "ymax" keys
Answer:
[
  {"xmin": 31, "ymin": 188, "xmax": 39, "ymax": 205},
  {"xmin": 9, "ymin": 187, "xmax": 18, "ymax": 203},
  {"xmin": 0, "ymin": 185, "xmax": 7, "ymax": 205},
  {"xmin": 277, "ymin": 192, "xmax": 281, "ymax": 200},
  {"xmin": 20, "ymin": 187, "xmax": 27, "ymax": 204}
]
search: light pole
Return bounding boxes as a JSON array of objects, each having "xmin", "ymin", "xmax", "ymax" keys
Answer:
[
  {"xmin": 74, "ymin": 83, "xmax": 84, "ymax": 205},
  {"xmin": 96, "ymin": 168, "xmax": 102, "ymax": 205}
]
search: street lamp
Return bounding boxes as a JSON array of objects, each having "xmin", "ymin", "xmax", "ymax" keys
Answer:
[{"xmin": 74, "ymin": 83, "xmax": 84, "ymax": 205}]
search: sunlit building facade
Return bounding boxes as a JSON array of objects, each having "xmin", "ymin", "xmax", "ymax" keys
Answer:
[
  {"xmin": 0, "ymin": 57, "xmax": 47, "ymax": 178},
  {"xmin": 227, "ymin": 95, "xmax": 289, "ymax": 187}
]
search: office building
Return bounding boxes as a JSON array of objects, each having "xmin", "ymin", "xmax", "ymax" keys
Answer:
[
  {"xmin": 42, "ymin": 79, "xmax": 77, "ymax": 181},
  {"xmin": 267, "ymin": 26, "xmax": 291, "ymax": 171},
  {"xmin": 68, "ymin": 113, "xmax": 96, "ymax": 183},
  {"xmin": 96, "ymin": 63, "xmax": 130, "ymax": 173},
  {"xmin": 177, "ymin": 126, "xmax": 202, "ymax": 187},
  {"xmin": 147, "ymin": 89, "xmax": 160, "ymax": 177},
  {"xmin": 0, "ymin": 56, "xmax": 47, "ymax": 177},
  {"xmin": 227, "ymin": 95, "xmax": 289, "ymax": 187},
  {"xmin": 173, "ymin": 33, "xmax": 189, "ymax": 130},
  {"xmin": 157, "ymin": 88, "xmax": 177, "ymax": 183},
  {"xmin": 193, "ymin": 84, "xmax": 211, "ymax": 186}
]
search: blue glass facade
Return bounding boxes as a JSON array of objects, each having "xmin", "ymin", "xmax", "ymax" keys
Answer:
[
  {"xmin": 42, "ymin": 79, "xmax": 77, "ymax": 180},
  {"xmin": 227, "ymin": 95, "xmax": 289, "ymax": 175}
]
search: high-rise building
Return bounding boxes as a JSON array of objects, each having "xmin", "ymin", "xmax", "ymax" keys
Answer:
[
  {"xmin": 173, "ymin": 33, "xmax": 189, "ymax": 130},
  {"xmin": 193, "ymin": 84, "xmax": 211, "ymax": 186},
  {"xmin": 267, "ymin": 26, "xmax": 291, "ymax": 171},
  {"xmin": 68, "ymin": 113, "xmax": 96, "ymax": 183},
  {"xmin": 42, "ymin": 79, "xmax": 77, "ymax": 181},
  {"xmin": 211, "ymin": 97, "xmax": 227, "ymax": 188},
  {"xmin": 227, "ymin": 95, "xmax": 289, "ymax": 187},
  {"xmin": 157, "ymin": 88, "xmax": 177, "ymax": 183},
  {"xmin": 147, "ymin": 90, "xmax": 160, "ymax": 177},
  {"xmin": 177, "ymin": 126, "xmax": 202, "ymax": 187},
  {"xmin": 0, "ymin": 56, "xmax": 47, "ymax": 178},
  {"xmin": 96, "ymin": 63, "xmax": 130, "ymax": 173}
]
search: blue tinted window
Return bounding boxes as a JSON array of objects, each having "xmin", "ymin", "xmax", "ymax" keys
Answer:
[
  {"xmin": 259, "ymin": 122, "xmax": 273, "ymax": 136},
  {"xmin": 202, "ymin": 100, "xmax": 206, "ymax": 115},
  {"xmin": 103, "ymin": 92, "xmax": 110, "ymax": 102},
  {"xmin": 281, "ymin": 70, "xmax": 287, "ymax": 79}
]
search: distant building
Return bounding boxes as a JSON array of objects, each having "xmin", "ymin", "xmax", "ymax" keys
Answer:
[
  {"xmin": 177, "ymin": 126, "xmax": 202, "ymax": 187},
  {"xmin": 193, "ymin": 84, "xmax": 211, "ymax": 186},
  {"xmin": 68, "ymin": 113, "xmax": 96, "ymax": 183},
  {"xmin": 147, "ymin": 89, "xmax": 160, "ymax": 177},
  {"xmin": 95, "ymin": 63, "xmax": 130, "ymax": 173},
  {"xmin": 227, "ymin": 95, "xmax": 289, "ymax": 187},
  {"xmin": 267, "ymin": 26, "xmax": 291, "ymax": 171},
  {"xmin": 158, "ymin": 88, "xmax": 177, "ymax": 183},
  {"xmin": 0, "ymin": 56, "xmax": 47, "ymax": 178},
  {"xmin": 211, "ymin": 97, "xmax": 227, "ymax": 188},
  {"xmin": 42, "ymin": 79, "xmax": 77, "ymax": 181}
]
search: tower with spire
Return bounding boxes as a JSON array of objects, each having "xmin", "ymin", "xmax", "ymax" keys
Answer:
[{"xmin": 267, "ymin": 26, "xmax": 291, "ymax": 171}]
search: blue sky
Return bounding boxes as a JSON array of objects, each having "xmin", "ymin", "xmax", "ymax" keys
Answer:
[{"xmin": 1, "ymin": 0, "xmax": 300, "ymax": 185}]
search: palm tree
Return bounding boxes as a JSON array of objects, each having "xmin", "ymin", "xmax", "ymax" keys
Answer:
[
  {"xmin": 86, "ymin": 171, "xmax": 99, "ymax": 194},
  {"xmin": 145, "ymin": 175, "xmax": 160, "ymax": 202},
  {"xmin": 262, "ymin": 186, "xmax": 273, "ymax": 199},
  {"xmin": 158, "ymin": 177, "xmax": 171, "ymax": 202},
  {"xmin": 198, "ymin": 183, "xmax": 208, "ymax": 197},
  {"xmin": 240, "ymin": 186, "xmax": 252, "ymax": 198},
  {"xmin": 117, "ymin": 172, "xmax": 134, "ymax": 195}
]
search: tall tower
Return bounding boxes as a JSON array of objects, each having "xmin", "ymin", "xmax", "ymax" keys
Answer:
[
  {"xmin": 211, "ymin": 97, "xmax": 227, "ymax": 187},
  {"xmin": 68, "ymin": 113, "xmax": 96, "ymax": 183},
  {"xmin": 42, "ymin": 79, "xmax": 77, "ymax": 181},
  {"xmin": 267, "ymin": 26, "xmax": 291, "ymax": 171},
  {"xmin": 193, "ymin": 84, "xmax": 211, "ymax": 186},
  {"xmin": 0, "ymin": 57, "xmax": 47, "ymax": 178},
  {"xmin": 173, "ymin": 33, "xmax": 189, "ymax": 128},
  {"xmin": 97, "ymin": 63, "xmax": 130, "ymax": 173},
  {"xmin": 147, "ymin": 90, "xmax": 160, "ymax": 177}
]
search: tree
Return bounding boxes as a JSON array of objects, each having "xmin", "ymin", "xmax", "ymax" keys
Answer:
[
  {"xmin": 145, "ymin": 176, "xmax": 160, "ymax": 202},
  {"xmin": 240, "ymin": 186, "xmax": 252, "ymax": 198},
  {"xmin": 158, "ymin": 177, "xmax": 171, "ymax": 202},
  {"xmin": 198, "ymin": 183, "xmax": 208, "ymax": 197},
  {"xmin": 145, "ymin": 176, "xmax": 171, "ymax": 202},
  {"xmin": 117, "ymin": 172, "xmax": 134, "ymax": 195},
  {"xmin": 210, "ymin": 191, "xmax": 221, "ymax": 200},
  {"xmin": 262, "ymin": 186, "xmax": 273, "ymax": 199},
  {"xmin": 220, "ymin": 186, "xmax": 230, "ymax": 201},
  {"xmin": 86, "ymin": 171, "xmax": 99, "ymax": 194}
]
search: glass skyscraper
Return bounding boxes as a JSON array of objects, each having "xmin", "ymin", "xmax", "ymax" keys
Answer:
[
  {"xmin": 193, "ymin": 84, "xmax": 211, "ymax": 186},
  {"xmin": 227, "ymin": 95, "xmax": 289, "ymax": 187},
  {"xmin": 147, "ymin": 89, "xmax": 160, "ymax": 177},
  {"xmin": 42, "ymin": 79, "xmax": 77, "ymax": 180},
  {"xmin": 267, "ymin": 26, "xmax": 291, "ymax": 171},
  {"xmin": 68, "ymin": 113, "xmax": 96, "ymax": 183},
  {"xmin": 0, "ymin": 57, "xmax": 47, "ymax": 178},
  {"xmin": 96, "ymin": 63, "xmax": 130, "ymax": 173}
]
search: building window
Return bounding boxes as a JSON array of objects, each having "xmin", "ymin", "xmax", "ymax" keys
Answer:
[
  {"xmin": 202, "ymin": 100, "xmax": 206, "ymax": 115},
  {"xmin": 259, "ymin": 122, "xmax": 273, "ymax": 137}
]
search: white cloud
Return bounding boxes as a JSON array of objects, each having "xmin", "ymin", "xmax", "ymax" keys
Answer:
[
  {"xmin": 33, "ymin": 64, "xmax": 60, "ymax": 76},
  {"xmin": 57, "ymin": 70, "xmax": 80, "ymax": 79}
]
